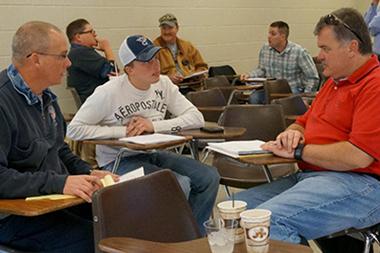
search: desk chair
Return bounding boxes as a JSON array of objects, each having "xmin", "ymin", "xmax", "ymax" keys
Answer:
[
  {"xmin": 92, "ymin": 169, "xmax": 201, "ymax": 253},
  {"xmin": 208, "ymin": 65, "xmax": 242, "ymax": 85},
  {"xmin": 202, "ymin": 76, "xmax": 232, "ymax": 90},
  {"xmin": 263, "ymin": 79, "xmax": 293, "ymax": 104},
  {"xmin": 0, "ymin": 245, "xmax": 28, "ymax": 253},
  {"xmin": 186, "ymin": 88, "xmax": 227, "ymax": 122},
  {"xmin": 213, "ymin": 104, "xmax": 296, "ymax": 195},
  {"xmin": 272, "ymin": 95, "xmax": 308, "ymax": 126},
  {"xmin": 315, "ymin": 224, "xmax": 380, "ymax": 253},
  {"xmin": 66, "ymin": 87, "xmax": 82, "ymax": 110}
]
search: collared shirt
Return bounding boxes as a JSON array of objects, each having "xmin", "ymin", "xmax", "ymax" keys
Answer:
[
  {"xmin": 7, "ymin": 64, "xmax": 56, "ymax": 109},
  {"xmin": 249, "ymin": 41, "xmax": 319, "ymax": 93},
  {"xmin": 296, "ymin": 55, "xmax": 380, "ymax": 175},
  {"xmin": 364, "ymin": 4, "xmax": 380, "ymax": 55}
]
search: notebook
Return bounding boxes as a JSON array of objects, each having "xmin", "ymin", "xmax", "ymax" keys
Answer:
[
  {"xmin": 119, "ymin": 133, "xmax": 185, "ymax": 145},
  {"xmin": 207, "ymin": 140, "xmax": 271, "ymax": 158}
]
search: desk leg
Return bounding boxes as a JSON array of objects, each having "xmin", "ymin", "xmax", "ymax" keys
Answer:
[
  {"xmin": 263, "ymin": 165, "xmax": 274, "ymax": 183},
  {"xmin": 189, "ymin": 139, "xmax": 199, "ymax": 160},
  {"xmin": 111, "ymin": 149, "xmax": 131, "ymax": 174}
]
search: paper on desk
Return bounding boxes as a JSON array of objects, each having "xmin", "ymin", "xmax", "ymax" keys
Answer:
[
  {"xmin": 26, "ymin": 194, "xmax": 76, "ymax": 201},
  {"xmin": 119, "ymin": 133, "xmax": 185, "ymax": 145},
  {"xmin": 245, "ymin": 77, "xmax": 267, "ymax": 82},
  {"xmin": 101, "ymin": 167, "xmax": 145, "ymax": 187},
  {"xmin": 183, "ymin": 70, "xmax": 208, "ymax": 80},
  {"xmin": 207, "ymin": 140, "xmax": 271, "ymax": 158}
]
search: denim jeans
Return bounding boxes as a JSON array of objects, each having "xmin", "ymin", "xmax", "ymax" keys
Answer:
[
  {"xmin": 103, "ymin": 151, "xmax": 220, "ymax": 233},
  {"xmin": 0, "ymin": 204, "xmax": 93, "ymax": 252},
  {"xmin": 249, "ymin": 89, "xmax": 266, "ymax": 104},
  {"xmin": 235, "ymin": 171, "xmax": 380, "ymax": 244}
]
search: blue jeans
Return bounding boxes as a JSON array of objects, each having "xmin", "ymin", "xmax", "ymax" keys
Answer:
[
  {"xmin": 0, "ymin": 204, "xmax": 93, "ymax": 252},
  {"xmin": 249, "ymin": 89, "xmax": 266, "ymax": 104},
  {"xmin": 235, "ymin": 171, "xmax": 380, "ymax": 244},
  {"xmin": 103, "ymin": 151, "xmax": 220, "ymax": 233}
]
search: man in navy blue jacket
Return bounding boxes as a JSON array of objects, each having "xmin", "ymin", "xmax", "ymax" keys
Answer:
[
  {"xmin": 0, "ymin": 21, "xmax": 117, "ymax": 252},
  {"xmin": 66, "ymin": 18, "xmax": 117, "ymax": 103}
]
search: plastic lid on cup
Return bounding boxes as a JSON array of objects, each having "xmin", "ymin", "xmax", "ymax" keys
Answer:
[
  {"xmin": 217, "ymin": 200, "xmax": 247, "ymax": 213},
  {"xmin": 240, "ymin": 209, "xmax": 272, "ymax": 222}
]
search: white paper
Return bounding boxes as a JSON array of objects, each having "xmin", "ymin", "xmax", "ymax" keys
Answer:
[
  {"xmin": 119, "ymin": 167, "xmax": 145, "ymax": 183},
  {"xmin": 119, "ymin": 133, "xmax": 185, "ymax": 145},
  {"xmin": 101, "ymin": 167, "xmax": 145, "ymax": 187},
  {"xmin": 183, "ymin": 70, "xmax": 208, "ymax": 79},
  {"xmin": 245, "ymin": 77, "xmax": 266, "ymax": 82},
  {"xmin": 207, "ymin": 140, "xmax": 270, "ymax": 158}
]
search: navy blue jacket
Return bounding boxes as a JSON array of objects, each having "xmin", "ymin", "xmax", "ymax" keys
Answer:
[{"xmin": 0, "ymin": 69, "xmax": 91, "ymax": 198}]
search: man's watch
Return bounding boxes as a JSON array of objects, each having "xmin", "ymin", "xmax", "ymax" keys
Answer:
[{"xmin": 294, "ymin": 143, "xmax": 305, "ymax": 161}]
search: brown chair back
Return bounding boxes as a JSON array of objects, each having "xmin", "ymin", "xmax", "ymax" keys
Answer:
[
  {"xmin": 203, "ymin": 76, "xmax": 231, "ymax": 89},
  {"xmin": 263, "ymin": 79, "xmax": 293, "ymax": 104},
  {"xmin": 186, "ymin": 88, "xmax": 227, "ymax": 122},
  {"xmin": 272, "ymin": 95, "xmax": 308, "ymax": 115},
  {"xmin": 214, "ymin": 104, "xmax": 295, "ymax": 188},
  {"xmin": 92, "ymin": 170, "xmax": 201, "ymax": 253},
  {"xmin": 67, "ymin": 87, "xmax": 82, "ymax": 109}
]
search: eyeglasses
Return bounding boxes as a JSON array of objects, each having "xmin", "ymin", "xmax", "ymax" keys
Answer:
[
  {"xmin": 78, "ymin": 29, "xmax": 95, "ymax": 35},
  {"xmin": 323, "ymin": 14, "xmax": 363, "ymax": 43},
  {"xmin": 26, "ymin": 52, "xmax": 68, "ymax": 60}
]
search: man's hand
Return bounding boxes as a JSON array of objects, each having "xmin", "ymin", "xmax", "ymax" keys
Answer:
[
  {"xmin": 126, "ymin": 116, "xmax": 154, "ymax": 137},
  {"xmin": 63, "ymin": 175, "xmax": 102, "ymax": 203},
  {"xmin": 274, "ymin": 129, "xmax": 305, "ymax": 153},
  {"xmin": 261, "ymin": 141, "xmax": 295, "ymax": 158},
  {"xmin": 94, "ymin": 38, "xmax": 111, "ymax": 52},
  {"xmin": 169, "ymin": 73, "xmax": 184, "ymax": 84},
  {"xmin": 240, "ymin": 74, "xmax": 250, "ymax": 81},
  {"xmin": 90, "ymin": 170, "xmax": 119, "ymax": 183}
]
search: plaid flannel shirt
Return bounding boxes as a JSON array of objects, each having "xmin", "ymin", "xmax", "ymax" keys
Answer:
[{"xmin": 249, "ymin": 41, "xmax": 319, "ymax": 93}]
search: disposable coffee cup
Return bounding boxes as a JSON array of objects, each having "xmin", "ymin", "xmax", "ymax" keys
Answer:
[
  {"xmin": 240, "ymin": 209, "xmax": 271, "ymax": 253},
  {"xmin": 217, "ymin": 200, "xmax": 247, "ymax": 243}
]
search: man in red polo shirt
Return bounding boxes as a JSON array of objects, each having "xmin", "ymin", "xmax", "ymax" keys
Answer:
[{"xmin": 236, "ymin": 8, "xmax": 380, "ymax": 247}]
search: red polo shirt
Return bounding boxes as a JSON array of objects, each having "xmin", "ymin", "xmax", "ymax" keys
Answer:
[{"xmin": 296, "ymin": 55, "xmax": 380, "ymax": 175}]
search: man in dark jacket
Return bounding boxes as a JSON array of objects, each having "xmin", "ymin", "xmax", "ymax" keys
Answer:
[
  {"xmin": 0, "ymin": 21, "xmax": 117, "ymax": 252},
  {"xmin": 66, "ymin": 18, "xmax": 117, "ymax": 103}
]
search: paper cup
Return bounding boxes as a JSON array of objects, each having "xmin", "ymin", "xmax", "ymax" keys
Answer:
[
  {"xmin": 240, "ymin": 209, "xmax": 271, "ymax": 253},
  {"xmin": 217, "ymin": 200, "xmax": 247, "ymax": 243}
]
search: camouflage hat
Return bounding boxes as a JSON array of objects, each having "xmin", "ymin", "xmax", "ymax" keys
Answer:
[{"xmin": 159, "ymin": 13, "xmax": 178, "ymax": 27}]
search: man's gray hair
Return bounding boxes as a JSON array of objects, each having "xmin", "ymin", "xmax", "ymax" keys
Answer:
[
  {"xmin": 314, "ymin": 8, "xmax": 372, "ymax": 55},
  {"xmin": 12, "ymin": 21, "xmax": 62, "ymax": 64}
]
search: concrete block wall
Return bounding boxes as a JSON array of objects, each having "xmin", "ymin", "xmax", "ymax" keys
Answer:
[{"xmin": 0, "ymin": 0, "xmax": 363, "ymax": 113}]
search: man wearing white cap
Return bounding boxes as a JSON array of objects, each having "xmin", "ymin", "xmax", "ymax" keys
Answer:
[{"xmin": 67, "ymin": 35, "xmax": 220, "ymax": 232}]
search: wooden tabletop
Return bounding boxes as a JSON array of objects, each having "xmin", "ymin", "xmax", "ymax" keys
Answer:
[
  {"xmin": 63, "ymin": 112, "xmax": 75, "ymax": 122},
  {"xmin": 239, "ymin": 153, "xmax": 296, "ymax": 165},
  {"xmin": 178, "ymin": 127, "xmax": 246, "ymax": 140},
  {"xmin": 82, "ymin": 136, "xmax": 192, "ymax": 151},
  {"xmin": 99, "ymin": 237, "xmax": 313, "ymax": 253},
  {"xmin": 234, "ymin": 84, "xmax": 263, "ymax": 90},
  {"xmin": 0, "ymin": 197, "xmax": 85, "ymax": 216},
  {"xmin": 197, "ymin": 106, "xmax": 225, "ymax": 112}
]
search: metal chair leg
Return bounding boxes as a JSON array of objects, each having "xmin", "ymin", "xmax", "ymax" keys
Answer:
[{"xmin": 224, "ymin": 185, "xmax": 231, "ymax": 198}]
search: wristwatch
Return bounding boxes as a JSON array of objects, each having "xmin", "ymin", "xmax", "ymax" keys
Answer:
[{"xmin": 294, "ymin": 143, "xmax": 305, "ymax": 161}]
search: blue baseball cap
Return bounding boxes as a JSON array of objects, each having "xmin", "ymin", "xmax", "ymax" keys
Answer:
[{"xmin": 118, "ymin": 35, "xmax": 161, "ymax": 66}]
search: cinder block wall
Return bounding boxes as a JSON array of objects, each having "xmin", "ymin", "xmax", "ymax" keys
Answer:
[{"xmin": 0, "ymin": 0, "xmax": 362, "ymax": 113}]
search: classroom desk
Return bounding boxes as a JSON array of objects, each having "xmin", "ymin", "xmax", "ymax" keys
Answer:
[
  {"xmin": 83, "ymin": 136, "xmax": 193, "ymax": 173},
  {"xmin": 0, "ymin": 197, "xmax": 85, "ymax": 216},
  {"xmin": 239, "ymin": 154, "xmax": 296, "ymax": 182},
  {"xmin": 178, "ymin": 126, "xmax": 246, "ymax": 160},
  {"xmin": 99, "ymin": 237, "xmax": 313, "ymax": 253}
]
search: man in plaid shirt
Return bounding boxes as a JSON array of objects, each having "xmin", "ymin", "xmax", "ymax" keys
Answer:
[{"xmin": 241, "ymin": 21, "xmax": 319, "ymax": 104}]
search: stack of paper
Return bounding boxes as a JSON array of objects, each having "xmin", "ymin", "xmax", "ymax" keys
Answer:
[
  {"xmin": 119, "ymin": 133, "xmax": 185, "ymax": 145},
  {"xmin": 183, "ymin": 70, "xmax": 208, "ymax": 80},
  {"xmin": 207, "ymin": 140, "xmax": 270, "ymax": 158},
  {"xmin": 101, "ymin": 167, "xmax": 145, "ymax": 187}
]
